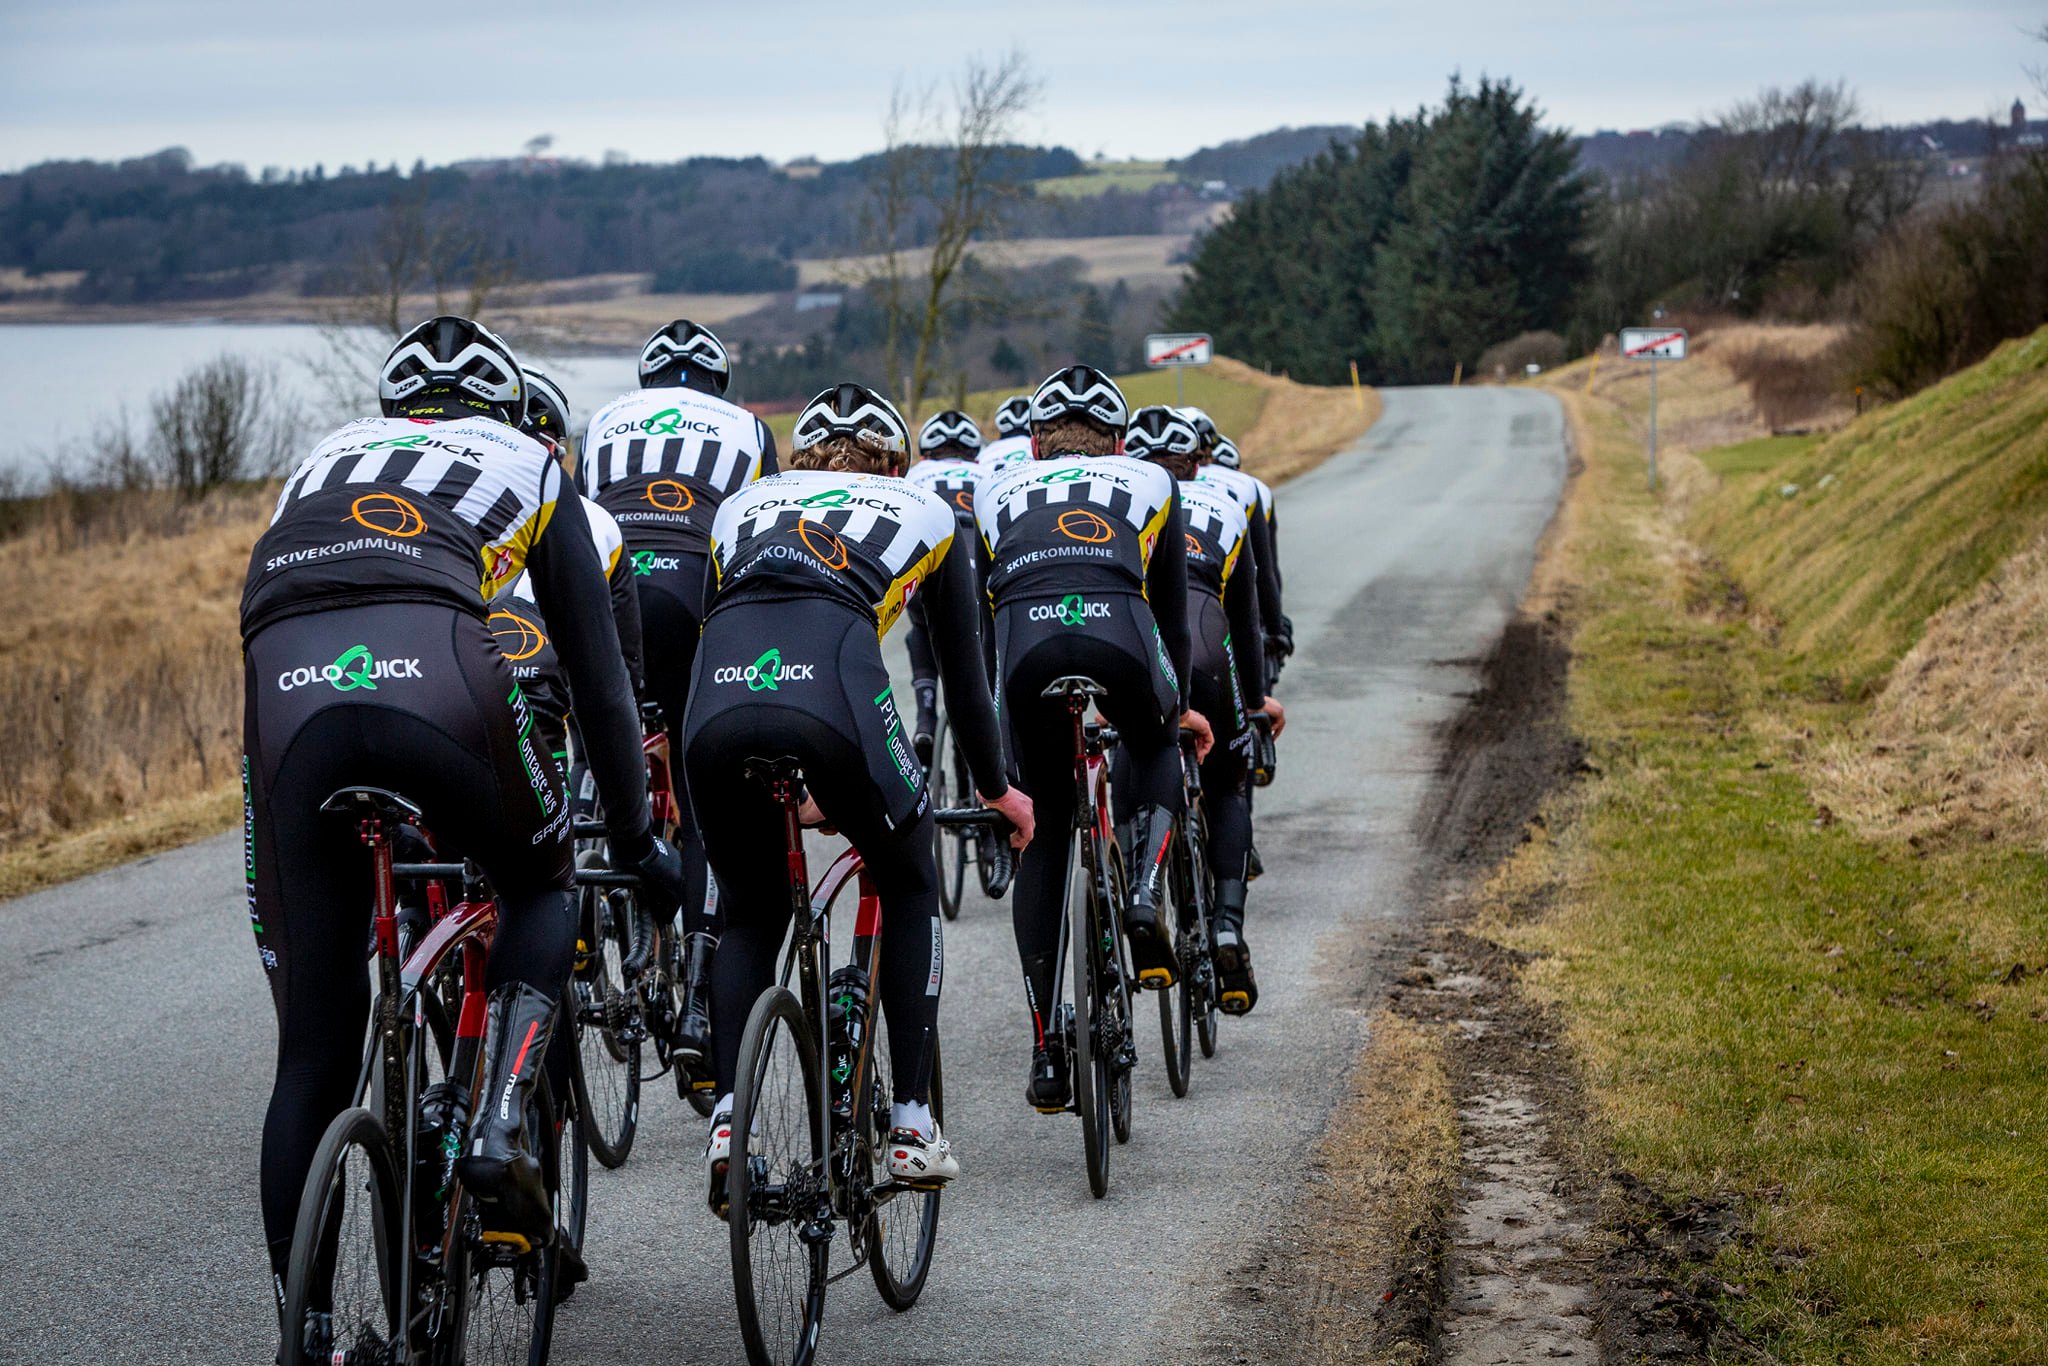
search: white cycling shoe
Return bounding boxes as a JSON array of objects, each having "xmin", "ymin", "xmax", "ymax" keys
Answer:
[
  {"xmin": 886, "ymin": 1124, "xmax": 961, "ymax": 1187},
  {"xmin": 705, "ymin": 1108, "xmax": 734, "ymax": 1220}
]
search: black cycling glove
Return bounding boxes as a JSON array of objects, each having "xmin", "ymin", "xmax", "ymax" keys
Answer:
[{"xmin": 631, "ymin": 833, "xmax": 687, "ymax": 920}]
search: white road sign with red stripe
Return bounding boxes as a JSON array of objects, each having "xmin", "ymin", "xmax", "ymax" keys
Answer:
[
  {"xmin": 1620, "ymin": 327, "xmax": 1688, "ymax": 361},
  {"xmin": 1145, "ymin": 333, "xmax": 1214, "ymax": 367}
]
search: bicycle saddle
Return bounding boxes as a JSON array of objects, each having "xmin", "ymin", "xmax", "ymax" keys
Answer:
[
  {"xmin": 320, "ymin": 786, "xmax": 423, "ymax": 823},
  {"xmin": 742, "ymin": 755, "xmax": 807, "ymax": 787},
  {"xmin": 1041, "ymin": 675, "xmax": 1108, "ymax": 700}
]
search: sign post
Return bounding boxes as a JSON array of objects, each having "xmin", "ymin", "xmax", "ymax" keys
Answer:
[
  {"xmin": 1619, "ymin": 327, "xmax": 1688, "ymax": 491},
  {"xmin": 1146, "ymin": 332, "xmax": 1213, "ymax": 407}
]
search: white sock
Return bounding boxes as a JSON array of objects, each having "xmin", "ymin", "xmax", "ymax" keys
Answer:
[{"xmin": 890, "ymin": 1100, "xmax": 935, "ymax": 1140}]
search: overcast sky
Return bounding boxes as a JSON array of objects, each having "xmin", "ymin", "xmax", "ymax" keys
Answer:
[{"xmin": 2, "ymin": 1, "xmax": 2040, "ymax": 173}]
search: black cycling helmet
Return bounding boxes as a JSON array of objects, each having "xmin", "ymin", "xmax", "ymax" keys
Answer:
[
  {"xmin": 639, "ymin": 319, "xmax": 732, "ymax": 395},
  {"xmin": 1123, "ymin": 405, "xmax": 1201, "ymax": 462},
  {"xmin": 994, "ymin": 394, "xmax": 1033, "ymax": 437},
  {"xmin": 792, "ymin": 382, "xmax": 910, "ymax": 463},
  {"xmin": 1211, "ymin": 436, "xmax": 1243, "ymax": 469},
  {"xmin": 379, "ymin": 315, "xmax": 524, "ymax": 421},
  {"xmin": 1177, "ymin": 406, "xmax": 1221, "ymax": 452},
  {"xmin": 918, "ymin": 409, "xmax": 984, "ymax": 457},
  {"xmin": 522, "ymin": 368, "xmax": 573, "ymax": 448},
  {"xmin": 1029, "ymin": 365, "xmax": 1129, "ymax": 432}
]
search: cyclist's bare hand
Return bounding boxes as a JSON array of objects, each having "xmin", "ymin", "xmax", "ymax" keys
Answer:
[
  {"xmin": 981, "ymin": 786, "xmax": 1035, "ymax": 850},
  {"xmin": 1258, "ymin": 697, "xmax": 1287, "ymax": 737},
  {"xmin": 1181, "ymin": 709, "xmax": 1215, "ymax": 761}
]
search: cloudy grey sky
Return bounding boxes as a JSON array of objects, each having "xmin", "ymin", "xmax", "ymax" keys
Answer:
[{"xmin": 2, "ymin": 1, "xmax": 2040, "ymax": 172}]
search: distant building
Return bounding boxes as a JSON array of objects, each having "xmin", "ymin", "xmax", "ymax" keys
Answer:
[
  {"xmin": 794, "ymin": 291, "xmax": 842, "ymax": 313},
  {"xmin": 782, "ymin": 157, "xmax": 823, "ymax": 180},
  {"xmin": 2014, "ymin": 99, "xmax": 2027, "ymax": 131}
]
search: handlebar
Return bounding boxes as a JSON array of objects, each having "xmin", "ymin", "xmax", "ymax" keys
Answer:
[
  {"xmin": 393, "ymin": 859, "xmax": 641, "ymax": 890},
  {"xmin": 935, "ymin": 806, "xmax": 1014, "ymax": 836},
  {"xmin": 1248, "ymin": 712, "xmax": 1274, "ymax": 736}
]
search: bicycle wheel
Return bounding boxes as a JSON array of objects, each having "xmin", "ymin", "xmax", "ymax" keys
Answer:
[
  {"xmin": 281, "ymin": 1107, "xmax": 402, "ymax": 1366},
  {"xmin": 453, "ymin": 1081, "xmax": 559, "ymax": 1366},
  {"xmin": 571, "ymin": 885, "xmax": 640, "ymax": 1168},
  {"xmin": 560, "ymin": 1082, "xmax": 591, "ymax": 1284},
  {"xmin": 728, "ymin": 986, "xmax": 828, "ymax": 1366},
  {"xmin": 1069, "ymin": 849, "xmax": 1111, "ymax": 1199},
  {"xmin": 931, "ymin": 715, "xmax": 967, "ymax": 921},
  {"xmin": 1159, "ymin": 836, "xmax": 1193, "ymax": 1099},
  {"xmin": 1186, "ymin": 808, "xmax": 1221, "ymax": 1060},
  {"xmin": 1103, "ymin": 844, "xmax": 1136, "ymax": 1146},
  {"xmin": 866, "ymin": 1028, "xmax": 943, "ymax": 1311}
]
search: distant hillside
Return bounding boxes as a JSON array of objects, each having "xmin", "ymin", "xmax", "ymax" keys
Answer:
[{"xmin": 1171, "ymin": 126, "xmax": 1357, "ymax": 192}]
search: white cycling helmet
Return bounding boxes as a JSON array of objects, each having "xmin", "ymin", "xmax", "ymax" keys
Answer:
[
  {"xmin": 1211, "ymin": 436, "xmax": 1242, "ymax": 469},
  {"xmin": 1123, "ymin": 405, "xmax": 1201, "ymax": 461},
  {"xmin": 994, "ymin": 395, "xmax": 1033, "ymax": 436},
  {"xmin": 379, "ymin": 315, "xmax": 524, "ymax": 419},
  {"xmin": 1030, "ymin": 365, "xmax": 1128, "ymax": 432},
  {"xmin": 639, "ymin": 319, "xmax": 732, "ymax": 394},
  {"xmin": 522, "ymin": 368, "xmax": 573, "ymax": 446},
  {"xmin": 918, "ymin": 409, "xmax": 984, "ymax": 456},
  {"xmin": 1177, "ymin": 406, "xmax": 1220, "ymax": 451},
  {"xmin": 793, "ymin": 382, "xmax": 910, "ymax": 459}
]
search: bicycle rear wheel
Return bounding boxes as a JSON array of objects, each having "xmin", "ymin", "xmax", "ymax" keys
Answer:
[
  {"xmin": 728, "ymin": 986, "xmax": 828, "ymax": 1366},
  {"xmin": 1103, "ymin": 845, "xmax": 1136, "ymax": 1146},
  {"xmin": 931, "ymin": 715, "xmax": 967, "ymax": 921},
  {"xmin": 1070, "ymin": 850, "xmax": 1111, "ymax": 1199},
  {"xmin": 453, "ymin": 1081, "xmax": 559, "ymax": 1365},
  {"xmin": 1159, "ymin": 828, "xmax": 1194, "ymax": 1098},
  {"xmin": 281, "ymin": 1107, "xmax": 401, "ymax": 1366},
  {"xmin": 865, "ymin": 1035, "xmax": 943, "ymax": 1310},
  {"xmin": 571, "ymin": 884, "xmax": 641, "ymax": 1168},
  {"xmin": 1186, "ymin": 809, "xmax": 1221, "ymax": 1060}
]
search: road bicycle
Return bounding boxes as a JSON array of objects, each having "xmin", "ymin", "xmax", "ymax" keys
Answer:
[
  {"xmin": 723, "ymin": 757, "xmax": 991, "ymax": 1365},
  {"xmin": 927, "ymin": 708, "xmax": 1013, "ymax": 919},
  {"xmin": 1157, "ymin": 730, "xmax": 1223, "ymax": 1095},
  {"xmin": 281, "ymin": 786, "xmax": 636, "ymax": 1366}
]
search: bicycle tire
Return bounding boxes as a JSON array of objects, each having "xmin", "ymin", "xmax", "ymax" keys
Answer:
[
  {"xmin": 571, "ymin": 886, "xmax": 640, "ymax": 1168},
  {"xmin": 1103, "ymin": 844, "xmax": 1136, "ymax": 1146},
  {"xmin": 865, "ymin": 1037, "xmax": 943, "ymax": 1310},
  {"xmin": 931, "ymin": 714, "xmax": 967, "ymax": 921},
  {"xmin": 560, "ymin": 1082, "xmax": 591, "ymax": 1288},
  {"xmin": 1159, "ymin": 835, "xmax": 1193, "ymax": 1098},
  {"xmin": 1187, "ymin": 806, "xmax": 1221, "ymax": 1060},
  {"xmin": 453, "ymin": 1080, "xmax": 559, "ymax": 1366},
  {"xmin": 1071, "ymin": 849, "xmax": 1111, "ymax": 1199},
  {"xmin": 728, "ymin": 986, "xmax": 828, "ymax": 1366},
  {"xmin": 281, "ymin": 1107, "xmax": 402, "ymax": 1366}
]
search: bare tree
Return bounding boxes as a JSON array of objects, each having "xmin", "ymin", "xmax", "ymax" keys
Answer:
[
  {"xmin": 148, "ymin": 355, "xmax": 300, "ymax": 495},
  {"xmin": 856, "ymin": 51, "xmax": 1041, "ymax": 424}
]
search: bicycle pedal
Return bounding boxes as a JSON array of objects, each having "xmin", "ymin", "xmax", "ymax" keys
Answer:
[
  {"xmin": 1137, "ymin": 967, "xmax": 1175, "ymax": 990},
  {"xmin": 1032, "ymin": 1104, "xmax": 1067, "ymax": 1116},
  {"xmin": 1221, "ymin": 991, "xmax": 1252, "ymax": 1015},
  {"xmin": 478, "ymin": 1230, "xmax": 534, "ymax": 1255}
]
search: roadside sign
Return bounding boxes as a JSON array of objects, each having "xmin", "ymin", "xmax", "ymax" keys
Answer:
[
  {"xmin": 1145, "ymin": 333, "xmax": 1213, "ymax": 368},
  {"xmin": 1620, "ymin": 327, "xmax": 1688, "ymax": 361}
]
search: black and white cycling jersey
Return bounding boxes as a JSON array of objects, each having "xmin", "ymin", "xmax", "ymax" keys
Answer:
[
  {"xmin": 904, "ymin": 455, "xmax": 984, "ymax": 521},
  {"xmin": 578, "ymin": 386, "xmax": 776, "ymax": 554},
  {"xmin": 709, "ymin": 470, "xmax": 962, "ymax": 636},
  {"xmin": 975, "ymin": 454, "xmax": 1177, "ymax": 603},
  {"xmin": 1176, "ymin": 480, "xmax": 1250, "ymax": 599}
]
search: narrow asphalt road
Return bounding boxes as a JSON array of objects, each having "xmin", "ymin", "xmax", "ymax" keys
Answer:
[{"xmin": 0, "ymin": 386, "xmax": 1565, "ymax": 1364}]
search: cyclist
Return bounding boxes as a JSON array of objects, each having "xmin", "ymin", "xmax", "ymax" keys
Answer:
[
  {"xmin": 902, "ymin": 408, "xmax": 988, "ymax": 762},
  {"xmin": 976, "ymin": 365, "xmax": 1210, "ymax": 1110},
  {"xmin": 240, "ymin": 315, "xmax": 684, "ymax": 1307},
  {"xmin": 685, "ymin": 383, "xmax": 1033, "ymax": 1201},
  {"xmin": 1124, "ymin": 406, "xmax": 1285, "ymax": 1012},
  {"xmin": 1193, "ymin": 430, "xmax": 1292, "ymax": 686},
  {"xmin": 578, "ymin": 319, "xmax": 776, "ymax": 1082},
  {"xmin": 978, "ymin": 393, "xmax": 1035, "ymax": 474}
]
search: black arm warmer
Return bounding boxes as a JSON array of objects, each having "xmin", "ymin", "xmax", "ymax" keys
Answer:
[
  {"xmin": 606, "ymin": 547, "xmax": 646, "ymax": 699},
  {"xmin": 1147, "ymin": 493, "xmax": 1193, "ymax": 711},
  {"xmin": 927, "ymin": 537, "xmax": 1008, "ymax": 799},
  {"xmin": 757, "ymin": 418, "xmax": 780, "ymax": 476},
  {"xmin": 904, "ymin": 592, "xmax": 939, "ymax": 688},
  {"xmin": 528, "ymin": 492, "xmax": 652, "ymax": 861},
  {"xmin": 1225, "ymin": 535, "xmax": 1268, "ymax": 714},
  {"xmin": 1246, "ymin": 500, "xmax": 1284, "ymax": 642},
  {"xmin": 1265, "ymin": 498, "xmax": 1283, "ymax": 595}
]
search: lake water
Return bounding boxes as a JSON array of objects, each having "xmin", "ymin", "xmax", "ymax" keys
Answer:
[{"xmin": 0, "ymin": 322, "xmax": 643, "ymax": 485}]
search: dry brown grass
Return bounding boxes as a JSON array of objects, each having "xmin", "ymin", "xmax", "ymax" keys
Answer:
[
  {"xmin": 1214, "ymin": 354, "xmax": 1383, "ymax": 485},
  {"xmin": 0, "ymin": 487, "xmax": 267, "ymax": 869},
  {"xmin": 1815, "ymin": 528, "xmax": 2048, "ymax": 848}
]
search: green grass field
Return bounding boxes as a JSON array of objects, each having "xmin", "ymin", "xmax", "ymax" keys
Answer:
[
  {"xmin": 1501, "ymin": 332, "xmax": 2048, "ymax": 1362},
  {"xmin": 1030, "ymin": 159, "xmax": 1179, "ymax": 198}
]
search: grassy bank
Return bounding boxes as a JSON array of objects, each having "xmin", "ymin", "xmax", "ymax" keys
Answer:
[{"xmin": 1493, "ymin": 329, "xmax": 2048, "ymax": 1361}]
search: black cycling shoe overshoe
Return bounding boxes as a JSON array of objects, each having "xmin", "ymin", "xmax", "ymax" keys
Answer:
[
  {"xmin": 673, "ymin": 931, "xmax": 718, "ymax": 1098},
  {"xmin": 1122, "ymin": 803, "xmax": 1177, "ymax": 990},
  {"xmin": 1027, "ymin": 1006, "xmax": 1074, "ymax": 1111},
  {"xmin": 1246, "ymin": 843, "xmax": 1264, "ymax": 882},
  {"xmin": 913, "ymin": 682, "xmax": 938, "ymax": 767},
  {"xmin": 456, "ymin": 982, "xmax": 558, "ymax": 1243},
  {"xmin": 553, "ymin": 1228, "xmax": 590, "ymax": 1305},
  {"xmin": 1212, "ymin": 878, "xmax": 1258, "ymax": 1015}
]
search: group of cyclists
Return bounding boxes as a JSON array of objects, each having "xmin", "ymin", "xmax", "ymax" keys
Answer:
[{"xmin": 240, "ymin": 311, "xmax": 1291, "ymax": 1354}]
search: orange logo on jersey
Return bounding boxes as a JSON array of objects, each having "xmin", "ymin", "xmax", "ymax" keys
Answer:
[
  {"xmin": 348, "ymin": 492, "xmax": 426, "ymax": 537},
  {"xmin": 795, "ymin": 522, "xmax": 850, "ymax": 570},
  {"xmin": 1056, "ymin": 509, "xmax": 1114, "ymax": 544},
  {"xmin": 488, "ymin": 608, "xmax": 549, "ymax": 661},
  {"xmin": 645, "ymin": 479, "xmax": 696, "ymax": 513},
  {"xmin": 1185, "ymin": 532, "xmax": 1204, "ymax": 556},
  {"xmin": 953, "ymin": 489, "xmax": 974, "ymax": 512}
]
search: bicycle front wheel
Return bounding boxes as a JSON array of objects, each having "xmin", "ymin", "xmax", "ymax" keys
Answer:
[
  {"xmin": 866, "ymin": 1033, "xmax": 943, "ymax": 1310},
  {"xmin": 1070, "ymin": 849, "xmax": 1111, "ymax": 1199},
  {"xmin": 571, "ymin": 884, "xmax": 641, "ymax": 1168},
  {"xmin": 453, "ymin": 1081, "xmax": 559, "ymax": 1365},
  {"xmin": 1103, "ymin": 844, "xmax": 1136, "ymax": 1146},
  {"xmin": 281, "ymin": 1107, "xmax": 402, "ymax": 1366},
  {"xmin": 1159, "ymin": 829, "xmax": 1194, "ymax": 1098},
  {"xmin": 931, "ymin": 715, "xmax": 967, "ymax": 920},
  {"xmin": 728, "ymin": 986, "xmax": 828, "ymax": 1366}
]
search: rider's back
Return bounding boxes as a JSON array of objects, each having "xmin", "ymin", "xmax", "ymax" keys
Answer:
[{"xmin": 579, "ymin": 387, "xmax": 773, "ymax": 554}]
